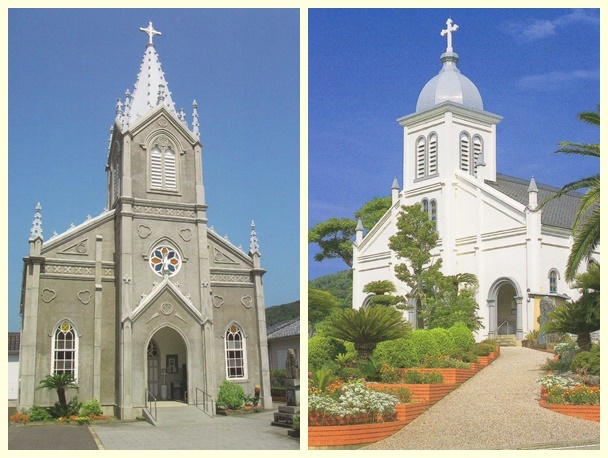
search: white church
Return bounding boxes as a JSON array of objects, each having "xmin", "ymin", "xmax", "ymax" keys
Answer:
[{"xmin": 351, "ymin": 19, "xmax": 600, "ymax": 342}]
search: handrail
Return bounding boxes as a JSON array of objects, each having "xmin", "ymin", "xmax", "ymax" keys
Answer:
[
  {"xmin": 195, "ymin": 387, "xmax": 215, "ymax": 418},
  {"xmin": 496, "ymin": 320, "xmax": 510, "ymax": 335},
  {"xmin": 145, "ymin": 389, "xmax": 157, "ymax": 422}
]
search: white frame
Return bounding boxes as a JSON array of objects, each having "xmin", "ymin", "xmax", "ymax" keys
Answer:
[
  {"xmin": 50, "ymin": 319, "xmax": 79, "ymax": 381},
  {"xmin": 224, "ymin": 322, "xmax": 248, "ymax": 380}
]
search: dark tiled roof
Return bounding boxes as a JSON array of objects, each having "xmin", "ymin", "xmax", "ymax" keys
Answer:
[
  {"xmin": 9, "ymin": 332, "xmax": 20, "ymax": 352},
  {"xmin": 485, "ymin": 174, "xmax": 584, "ymax": 230},
  {"xmin": 266, "ymin": 318, "xmax": 300, "ymax": 340}
]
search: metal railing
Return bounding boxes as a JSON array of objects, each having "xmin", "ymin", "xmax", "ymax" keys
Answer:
[
  {"xmin": 195, "ymin": 387, "xmax": 215, "ymax": 418},
  {"xmin": 496, "ymin": 320, "xmax": 510, "ymax": 336},
  {"xmin": 144, "ymin": 389, "xmax": 157, "ymax": 422}
]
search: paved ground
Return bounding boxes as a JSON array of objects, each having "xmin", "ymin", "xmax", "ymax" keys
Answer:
[
  {"xmin": 8, "ymin": 404, "xmax": 299, "ymax": 450},
  {"xmin": 363, "ymin": 347, "xmax": 600, "ymax": 450}
]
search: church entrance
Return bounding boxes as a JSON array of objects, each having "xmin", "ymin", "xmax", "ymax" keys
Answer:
[
  {"xmin": 496, "ymin": 283, "xmax": 517, "ymax": 335},
  {"xmin": 146, "ymin": 327, "xmax": 189, "ymax": 402}
]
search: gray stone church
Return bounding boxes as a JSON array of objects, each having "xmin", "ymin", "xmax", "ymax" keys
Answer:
[{"xmin": 18, "ymin": 23, "xmax": 272, "ymax": 419}]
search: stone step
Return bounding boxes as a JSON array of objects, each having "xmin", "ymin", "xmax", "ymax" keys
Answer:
[{"xmin": 496, "ymin": 334, "xmax": 518, "ymax": 347}]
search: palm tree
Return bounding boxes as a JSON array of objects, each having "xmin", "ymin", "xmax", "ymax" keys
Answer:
[
  {"xmin": 541, "ymin": 107, "xmax": 599, "ymax": 281},
  {"xmin": 323, "ymin": 305, "xmax": 411, "ymax": 360},
  {"xmin": 542, "ymin": 264, "xmax": 600, "ymax": 351},
  {"xmin": 36, "ymin": 372, "xmax": 79, "ymax": 408}
]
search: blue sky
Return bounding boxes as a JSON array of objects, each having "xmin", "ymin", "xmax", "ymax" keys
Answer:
[
  {"xmin": 8, "ymin": 9, "xmax": 300, "ymax": 331},
  {"xmin": 308, "ymin": 8, "xmax": 600, "ymax": 280}
]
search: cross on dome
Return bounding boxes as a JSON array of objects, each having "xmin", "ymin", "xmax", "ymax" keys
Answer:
[
  {"xmin": 140, "ymin": 21, "xmax": 161, "ymax": 45},
  {"xmin": 440, "ymin": 18, "xmax": 459, "ymax": 53}
]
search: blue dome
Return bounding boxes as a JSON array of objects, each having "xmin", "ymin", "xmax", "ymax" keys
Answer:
[{"xmin": 416, "ymin": 52, "xmax": 483, "ymax": 112}]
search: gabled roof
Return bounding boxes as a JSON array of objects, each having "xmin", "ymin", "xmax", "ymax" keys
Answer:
[
  {"xmin": 266, "ymin": 318, "xmax": 300, "ymax": 340},
  {"xmin": 9, "ymin": 332, "xmax": 20, "ymax": 353},
  {"xmin": 486, "ymin": 174, "xmax": 584, "ymax": 230}
]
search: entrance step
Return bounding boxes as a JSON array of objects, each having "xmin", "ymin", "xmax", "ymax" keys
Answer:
[
  {"xmin": 145, "ymin": 403, "xmax": 214, "ymax": 426},
  {"xmin": 496, "ymin": 334, "xmax": 518, "ymax": 347}
]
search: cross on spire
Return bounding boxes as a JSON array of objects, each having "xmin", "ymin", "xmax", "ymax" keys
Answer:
[
  {"xmin": 140, "ymin": 21, "xmax": 161, "ymax": 45},
  {"xmin": 440, "ymin": 18, "xmax": 459, "ymax": 53}
]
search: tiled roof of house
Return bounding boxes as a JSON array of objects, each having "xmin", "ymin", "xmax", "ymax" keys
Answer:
[
  {"xmin": 266, "ymin": 318, "xmax": 300, "ymax": 340},
  {"xmin": 486, "ymin": 173, "xmax": 585, "ymax": 230},
  {"xmin": 9, "ymin": 332, "xmax": 20, "ymax": 352}
]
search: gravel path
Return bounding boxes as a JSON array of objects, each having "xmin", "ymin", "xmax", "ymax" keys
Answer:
[{"xmin": 363, "ymin": 347, "xmax": 600, "ymax": 449}]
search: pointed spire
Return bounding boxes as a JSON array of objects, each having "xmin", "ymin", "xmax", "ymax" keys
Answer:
[
  {"xmin": 115, "ymin": 99, "xmax": 124, "ymax": 127},
  {"xmin": 528, "ymin": 176, "xmax": 538, "ymax": 209},
  {"xmin": 123, "ymin": 89, "xmax": 132, "ymax": 119},
  {"xmin": 391, "ymin": 177, "xmax": 400, "ymax": 205},
  {"xmin": 124, "ymin": 23, "xmax": 176, "ymax": 128},
  {"xmin": 192, "ymin": 100, "xmax": 200, "ymax": 138},
  {"xmin": 355, "ymin": 218, "xmax": 364, "ymax": 245},
  {"xmin": 30, "ymin": 203, "xmax": 43, "ymax": 241},
  {"xmin": 249, "ymin": 220, "xmax": 260, "ymax": 255},
  {"xmin": 178, "ymin": 107, "xmax": 186, "ymax": 124}
]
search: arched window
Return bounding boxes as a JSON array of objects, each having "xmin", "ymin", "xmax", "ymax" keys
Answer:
[
  {"xmin": 472, "ymin": 135, "xmax": 483, "ymax": 177},
  {"xmin": 51, "ymin": 321, "xmax": 78, "ymax": 379},
  {"xmin": 460, "ymin": 132, "xmax": 471, "ymax": 173},
  {"xmin": 548, "ymin": 269, "xmax": 559, "ymax": 294},
  {"xmin": 421, "ymin": 198, "xmax": 429, "ymax": 215},
  {"xmin": 430, "ymin": 200, "xmax": 438, "ymax": 231},
  {"xmin": 225, "ymin": 323, "xmax": 247, "ymax": 379},
  {"xmin": 428, "ymin": 133, "xmax": 438, "ymax": 175},
  {"xmin": 416, "ymin": 136, "xmax": 426, "ymax": 179},
  {"xmin": 149, "ymin": 136, "xmax": 178, "ymax": 191}
]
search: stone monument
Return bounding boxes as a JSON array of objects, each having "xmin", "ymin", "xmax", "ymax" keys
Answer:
[{"xmin": 271, "ymin": 348, "xmax": 300, "ymax": 428}]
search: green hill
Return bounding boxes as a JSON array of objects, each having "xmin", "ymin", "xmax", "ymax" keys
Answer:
[
  {"xmin": 308, "ymin": 270, "xmax": 353, "ymax": 308},
  {"xmin": 265, "ymin": 300, "xmax": 300, "ymax": 326}
]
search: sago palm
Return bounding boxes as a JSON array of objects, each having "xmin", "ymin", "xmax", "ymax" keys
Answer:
[
  {"xmin": 36, "ymin": 372, "xmax": 79, "ymax": 408},
  {"xmin": 323, "ymin": 305, "xmax": 411, "ymax": 360},
  {"xmin": 541, "ymin": 107, "xmax": 599, "ymax": 281}
]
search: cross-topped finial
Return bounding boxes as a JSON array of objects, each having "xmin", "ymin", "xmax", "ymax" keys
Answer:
[
  {"xmin": 140, "ymin": 21, "xmax": 161, "ymax": 45},
  {"xmin": 440, "ymin": 18, "xmax": 459, "ymax": 53}
]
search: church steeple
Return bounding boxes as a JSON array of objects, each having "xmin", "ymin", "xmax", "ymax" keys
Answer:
[{"xmin": 122, "ymin": 22, "xmax": 177, "ymax": 128}]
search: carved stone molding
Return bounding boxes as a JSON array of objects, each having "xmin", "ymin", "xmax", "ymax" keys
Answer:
[
  {"xmin": 133, "ymin": 205, "xmax": 195, "ymax": 218},
  {"xmin": 137, "ymin": 224, "xmax": 152, "ymax": 239},
  {"xmin": 77, "ymin": 290, "xmax": 92, "ymax": 305},
  {"xmin": 241, "ymin": 295, "xmax": 253, "ymax": 309},
  {"xmin": 160, "ymin": 302, "xmax": 173, "ymax": 316},
  {"xmin": 58, "ymin": 238, "xmax": 88, "ymax": 256},
  {"xmin": 210, "ymin": 273, "xmax": 252, "ymax": 283},
  {"xmin": 213, "ymin": 248, "xmax": 237, "ymax": 264},
  {"xmin": 179, "ymin": 228, "xmax": 192, "ymax": 242},
  {"xmin": 212, "ymin": 295, "xmax": 224, "ymax": 308},
  {"xmin": 43, "ymin": 264, "xmax": 94, "ymax": 276},
  {"xmin": 41, "ymin": 289, "xmax": 56, "ymax": 303}
]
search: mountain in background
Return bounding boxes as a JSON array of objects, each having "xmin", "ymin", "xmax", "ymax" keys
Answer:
[
  {"xmin": 265, "ymin": 300, "xmax": 300, "ymax": 326},
  {"xmin": 308, "ymin": 269, "xmax": 353, "ymax": 308}
]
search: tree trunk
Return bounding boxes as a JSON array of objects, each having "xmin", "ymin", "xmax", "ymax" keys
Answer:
[
  {"xmin": 57, "ymin": 387, "xmax": 67, "ymax": 407},
  {"xmin": 354, "ymin": 342, "xmax": 377, "ymax": 361},
  {"xmin": 577, "ymin": 332, "xmax": 592, "ymax": 351}
]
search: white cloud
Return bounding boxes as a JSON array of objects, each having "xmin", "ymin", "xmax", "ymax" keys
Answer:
[
  {"xmin": 504, "ymin": 9, "xmax": 599, "ymax": 42},
  {"xmin": 517, "ymin": 70, "xmax": 599, "ymax": 91}
]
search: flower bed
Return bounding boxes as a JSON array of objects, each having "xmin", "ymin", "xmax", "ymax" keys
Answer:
[
  {"xmin": 539, "ymin": 399, "xmax": 599, "ymax": 422},
  {"xmin": 411, "ymin": 368, "xmax": 474, "ymax": 385},
  {"xmin": 309, "ymin": 402, "xmax": 432, "ymax": 447},
  {"xmin": 369, "ymin": 382, "xmax": 455, "ymax": 404}
]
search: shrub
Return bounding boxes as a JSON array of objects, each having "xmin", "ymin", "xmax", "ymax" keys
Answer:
[
  {"xmin": 216, "ymin": 381, "xmax": 245, "ymax": 409},
  {"xmin": 379, "ymin": 363, "xmax": 401, "ymax": 384},
  {"xmin": 50, "ymin": 396, "xmax": 81, "ymax": 418},
  {"xmin": 554, "ymin": 341, "xmax": 577, "ymax": 356},
  {"xmin": 309, "ymin": 368, "xmax": 339, "ymax": 393},
  {"xmin": 409, "ymin": 330, "xmax": 441, "ymax": 362},
  {"xmin": 369, "ymin": 385, "xmax": 412, "ymax": 404},
  {"xmin": 28, "ymin": 405, "xmax": 52, "ymax": 422},
  {"xmin": 401, "ymin": 370, "xmax": 444, "ymax": 384},
  {"xmin": 80, "ymin": 398, "xmax": 103, "ymax": 417},
  {"xmin": 338, "ymin": 366, "xmax": 364, "ymax": 380},
  {"xmin": 421, "ymin": 355, "xmax": 470, "ymax": 369},
  {"xmin": 270, "ymin": 369, "xmax": 288, "ymax": 387},
  {"xmin": 428, "ymin": 328, "xmax": 456, "ymax": 355},
  {"xmin": 449, "ymin": 349, "xmax": 478, "ymax": 363},
  {"xmin": 571, "ymin": 347, "xmax": 600, "ymax": 376},
  {"xmin": 541, "ymin": 356, "xmax": 571, "ymax": 373},
  {"xmin": 309, "ymin": 336, "xmax": 346, "ymax": 372},
  {"xmin": 448, "ymin": 322, "xmax": 475, "ymax": 352},
  {"xmin": 373, "ymin": 338, "xmax": 419, "ymax": 369},
  {"xmin": 472, "ymin": 342, "xmax": 495, "ymax": 356}
]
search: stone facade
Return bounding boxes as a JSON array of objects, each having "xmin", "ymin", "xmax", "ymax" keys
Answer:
[{"xmin": 18, "ymin": 24, "xmax": 272, "ymax": 419}]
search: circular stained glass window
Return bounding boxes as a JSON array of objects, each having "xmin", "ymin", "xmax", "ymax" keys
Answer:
[{"xmin": 149, "ymin": 245, "xmax": 181, "ymax": 277}]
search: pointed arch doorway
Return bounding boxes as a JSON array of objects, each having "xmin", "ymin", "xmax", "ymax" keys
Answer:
[{"xmin": 146, "ymin": 326, "xmax": 189, "ymax": 402}]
